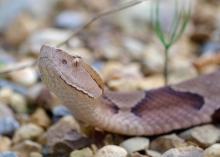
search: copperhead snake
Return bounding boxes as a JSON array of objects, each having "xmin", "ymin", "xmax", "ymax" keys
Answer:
[{"xmin": 38, "ymin": 45, "xmax": 220, "ymax": 136}]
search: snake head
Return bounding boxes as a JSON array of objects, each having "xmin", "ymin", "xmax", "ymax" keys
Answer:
[{"xmin": 39, "ymin": 45, "xmax": 104, "ymax": 98}]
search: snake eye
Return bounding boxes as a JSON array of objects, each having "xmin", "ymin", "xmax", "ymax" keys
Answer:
[{"xmin": 61, "ymin": 59, "xmax": 67, "ymax": 64}]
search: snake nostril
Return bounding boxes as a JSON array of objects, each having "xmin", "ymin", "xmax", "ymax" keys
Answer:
[{"xmin": 62, "ymin": 59, "xmax": 67, "ymax": 64}]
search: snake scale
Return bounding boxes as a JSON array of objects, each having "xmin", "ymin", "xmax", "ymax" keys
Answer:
[{"xmin": 38, "ymin": 45, "xmax": 220, "ymax": 136}]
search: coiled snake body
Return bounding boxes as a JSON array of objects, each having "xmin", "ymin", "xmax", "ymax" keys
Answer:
[{"xmin": 38, "ymin": 45, "xmax": 220, "ymax": 135}]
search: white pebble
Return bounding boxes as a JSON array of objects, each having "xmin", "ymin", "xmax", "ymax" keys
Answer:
[
  {"xmin": 95, "ymin": 145, "xmax": 127, "ymax": 157},
  {"xmin": 120, "ymin": 137, "xmax": 149, "ymax": 153}
]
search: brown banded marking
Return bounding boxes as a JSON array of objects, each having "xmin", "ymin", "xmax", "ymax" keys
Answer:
[{"xmin": 131, "ymin": 87, "xmax": 205, "ymax": 118}]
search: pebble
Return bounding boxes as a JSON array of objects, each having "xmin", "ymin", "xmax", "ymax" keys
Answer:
[
  {"xmin": 30, "ymin": 152, "xmax": 43, "ymax": 157},
  {"xmin": 101, "ymin": 62, "xmax": 123, "ymax": 81},
  {"xmin": 9, "ymin": 67, "xmax": 38, "ymax": 87},
  {"xmin": 0, "ymin": 88, "xmax": 14, "ymax": 104},
  {"xmin": 113, "ymin": 1, "xmax": 151, "ymax": 34},
  {"xmin": 101, "ymin": 62, "xmax": 142, "ymax": 80},
  {"xmin": 190, "ymin": 3, "xmax": 216, "ymax": 44},
  {"xmin": 202, "ymin": 42, "xmax": 220, "ymax": 56},
  {"xmin": 203, "ymin": 144, "xmax": 220, "ymax": 157},
  {"xmin": 137, "ymin": 75, "xmax": 164, "ymax": 90},
  {"xmin": 70, "ymin": 148, "xmax": 93, "ymax": 157},
  {"xmin": 0, "ymin": 49, "xmax": 15, "ymax": 64},
  {"xmin": 0, "ymin": 116, "xmax": 19, "ymax": 136},
  {"xmin": 0, "ymin": 0, "xmax": 58, "ymax": 31},
  {"xmin": 0, "ymin": 152, "xmax": 17, "ymax": 157},
  {"xmin": 94, "ymin": 145, "xmax": 128, "ymax": 157},
  {"xmin": 5, "ymin": 14, "xmax": 39, "ymax": 46},
  {"xmin": 45, "ymin": 116, "xmax": 90, "ymax": 154},
  {"xmin": 26, "ymin": 84, "xmax": 45, "ymax": 103},
  {"xmin": 20, "ymin": 28, "xmax": 72, "ymax": 55},
  {"xmin": 0, "ymin": 80, "xmax": 27, "ymax": 95},
  {"xmin": 108, "ymin": 78, "xmax": 140, "ymax": 91},
  {"xmin": 13, "ymin": 123, "xmax": 44, "ymax": 143},
  {"xmin": 146, "ymin": 150, "xmax": 162, "ymax": 157},
  {"xmin": 12, "ymin": 140, "xmax": 42, "ymax": 157},
  {"xmin": 52, "ymin": 105, "xmax": 71, "ymax": 122},
  {"xmin": 161, "ymin": 146, "xmax": 203, "ymax": 157},
  {"xmin": 122, "ymin": 37, "xmax": 145, "ymax": 60},
  {"xmin": 35, "ymin": 87, "xmax": 60, "ymax": 110},
  {"xmin": 101, "ymin": 44, "xmax": 122, "ymax": 60},
  {"xmin": 150, "ymin": 134, "xmax": 186, "ymax": 153},
  {"xmin": 0, "ymin": 136, "xmax": 11, "ymax": 151},
  {"xmin": 0, "ymin": 104, "xmax": 19, "ymax": 135},
  {"xmin": 142, "ymin": 45, "xmax": 164, "ymax": 74},
  {"xmin": 55, "ymin": 11, "xmax": 87, "ymax": 30},
  {"xmin": 130, "ymin": 152, "xmax": 149, "ymax": 157},
  {"xmin": 120, "ymin": 137, "xmax": 149, "ymax": 154},
  {"xmin": 179, "ymin": 124, "xmax": 220, "ymax": 147},
  {"xmin": 30, "ymin": 108, "xmax": 51, "ymax": 129},
  {"xmin": 9, "ymin": 92, "xmax": 27, "ymax": 113}
]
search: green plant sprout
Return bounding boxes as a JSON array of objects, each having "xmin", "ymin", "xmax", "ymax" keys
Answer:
[{"xmin": 151, "ymin": 0, "xmax": 191, "ymax": 85}]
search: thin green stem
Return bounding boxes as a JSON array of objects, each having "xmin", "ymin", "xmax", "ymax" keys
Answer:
[{"xmin": 163, "ymin": 47, "xmax": 169, "ymax": 85}]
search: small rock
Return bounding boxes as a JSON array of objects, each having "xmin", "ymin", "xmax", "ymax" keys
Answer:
[
  {"xmin": 92, "ymin": 61, "xmax": 105, "ymax": 73},
  {"xmin": 161, "ymin": 146, "xmax": 203, "ymax": 157},
  {"xmin": 26, "ymin": 84, "xmax": 45, "ymax": 103},
  {"xmin": 0, "ymin": 103, "xmax": 14, "ymax": 118},
  {"xmin": 0, "ymin": 88, "xmax": 14, "ymax": 104},
  {"xmin": 35, "ymin": 87, "xmax": 60, "ymax": 110},
  {"xmin": 122, "ymin": 37, "xmax": 145, "ymax": 60},
  {"xmin": 137, "ymin": 75, "xmax": 164, "ymax": 90},
  {"xmin": 203, "ymin": 144, "xmax": 220, "ymax": 157},
  {"xmin": 12, "ymin": 140, "xmax": 42, "ymax": 157},
  {"xmin": 108, "ymin": 78, "xmax": 140, "ymax": 91},
  {"xmin": 13, "ymin": 123, "xmax": 44, "ymax": 143},
  {"xmin": 0, "ymin": 104, "xmax": 19, "ymax": 135},
  {"xmin": 0, "ymin": 136, "xmax": 11, "ymax": 151},
  {"xmin": 55, "ymin": 11, "xmax": 87, "ymax": 30},
  {"xmin": 0, "ymin": 80, "xmax": 27, "ymax": 95},
  {"xmin": 100, "ymin": 45, "xmax": 122, "ymax": 60},
  {"xmin": 0, "ymin": 152, "xmax": 17, "ymax": 157},
  {"xmin": 9, "ymin": 67, "xmax": 38, "ymax": 87},
  {"xmin": 190, "ymin": 3, "xmax": 216, "ymax": 44},
  {"xmin": 101, "ymin": 62, "xmax": 123, "ymax": 81},
  {"xmin": 179, "ymin": 124, "xmax": 220, "ymax": 147},
  {"xmin": 52, "ymin": 105, "xmax": 71, "ymax": 122},
  {"xmin": 142, "ymin": 45, "xmax": 164, "ymax": 74},
  {"xmin": 45, "ymin": 116, "xmax": 90, "ymax": 155},
  {"xmin": 0, "ymin": 117, "xmax": 19, "ymax": 136},
  {"xmin": 70, "ymin": 148, "xmax": 93, "ymax": 157},
  {"xmin": 201, "ymin": 42, "xmax": 220, "ymax": 56},
  {"xmin": 94, "ymin": 145, "xmax": 128, "ymax": 157},
  {"xmin": 30, "ymin": 108, "xmax": 51, "ymax": 128},
  {"xmin": 120, "ymin": 137, "xmax": 149, "ymax": 154},
  {"xmin": 20, "ymin": 28, "xmax": 73, "ymax": 55},
  {"xmin": 193, "ymin": 53, "xmax": 220, "ymax": 74},
  {"xmin": 150, "ymin": 134, "xmax": 186, "ymax": 153},
  {"xmin": 5, "ymin": 14, "xmax": 39, "ymax": 46},
  {"xmin": 130, "ymin": 152, "xmax": 149, "ymax": 157},
  {"xmin": 9, "ymin": 92, "xmax": 27, "ymax": 113},
  {"xmin": 30, "ymin": 152, "xmax": 43, "ymax": 157},
  {"xmin": 146, "ymin": 150, "xmax": 162, "ymax": 157}
]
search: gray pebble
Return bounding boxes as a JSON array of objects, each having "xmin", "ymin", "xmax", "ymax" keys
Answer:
[
  {"xmin": 52, "ymin": 105, "xmax": 71, "ymax": 122},
  {"xmin": 0, "ymin": 152, "xmax": 17, "ymax": 157},
  {"xmin": 55, "ymin": 11, "xmax": 86, "ymax": 29},
  {"xmin": 0, "ymin": 117, "xmax": 19, "ymax": 135}
]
